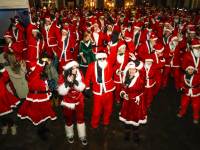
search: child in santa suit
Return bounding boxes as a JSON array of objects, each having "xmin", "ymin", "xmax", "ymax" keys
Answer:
[
  {"xmin": 177, "ymin": 66, "xmax": 200, "ymax": 124},
  {"xmin": 144, "ymin": 56, "xmax": 165, "ymax": 110},
  {"xmin": 0, "ymin": 64, "xmax": 19, "ymax": 135},
  {"xmin": 113, "ymin": 38, "xmax": 135, "ymax": 106},
  {"xmin": 17, "ymin": 51, "xmax": 57, "ymax": 141},
  {"xmin": 58, "ymin": 61, "xmax": 87, "ymax": 145},
  {"xmin": 119, "ymin": 55, "xmax": 146, "ymax": 142}
]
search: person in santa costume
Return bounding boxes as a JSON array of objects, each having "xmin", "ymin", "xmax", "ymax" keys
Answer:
[
  {"xmin": 41, "ymin": 15, "xmax": 58, "ymax": 57},
  {"xmin": 177, "ymin": 66, "xmax": 200, "ymax": 124},
  {"xmin": 181, "ymin": 39, "xmax": 200, "ymax": 74},
  {"xmin": 97, "ymin": 13, "xmax": 106, "ymax": 32},
  {"xmin": 103, "ymin": 24, "xmax": 113, "ymax": 55},
  {"xmin": 113, "ymin": 38, "xmax": 135, "ymax": 106},
  {"xmin": 3, "ymin": 31, "xmax": 23, "ymax": 63},
  {"xmin": 79, "ymin": 31, "xmax": 96, "ymax": 76},
  {"xmin": 119, "ymin": 55, "xmax": 146, "ymax": 142},
  {"xmin": 161, "ymin": 27, "xmax": 173, "ymax": 46},
  {"xmin": 0, "ymin": 64, "xmax": 19, "ymax": 135},
  {"xmin": 26, "ymin": 21, "xmax": 46, "ymax": 71},
  {"xmin": 84, "ymin": 31, "xmax": 119, "ymax": 132},
  {"xmin": 17, "ymin": 50, "xmax": 57, "ymax": 141},
  {"xmin": 144, "ymin": 55, "xmax": 165, "ymax": 110},
  {"xmin": 57, "ymin": 61, "xmax": 87, "ymax": 145},
  {"xmin": 186, "ymin": 27, "xmax": 197, "ymax": 51},
  {"xmin": 138, "ymin": 32, "xmax": 158, "ymax": 63},
  {"xmin": 9, "ymin": 16, "xmax": 27, "ymax": 60},
  {"xmin": 55, "ymin": 23, "xmax": 75, "ymax": 72}
]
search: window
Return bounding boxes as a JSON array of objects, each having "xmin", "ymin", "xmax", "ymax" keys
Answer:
[
  {"xmin": 41, "ymin": 0, "xmax": 58, "ymax": 8},
  {"xmin": 104, "ymin": 0, "xmax": 115, "ymax": 10},
  {"xmin": 67, "ymin": 1, "xmax": 74, "ymax": 8},
  {"xmin": 85, "ymin": 0, "xmax": 96, "ymax": 9},
  {"xmin": 124, "ymin": 0, "xmax": 134, "ymax": 9}
]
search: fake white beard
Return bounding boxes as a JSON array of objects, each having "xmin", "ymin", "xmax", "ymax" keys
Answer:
[
  {"xmin": 134, "ymin": 30, "xmax": 139, "ymax": 35},
  {"xmin": 12, "ymin": 26, "xmax": 17, "ymax": 30},
  {"xmin": 45, "ymin": 24, "xmax": 51, "ymax": 31},
  {"xmin": 128, "ymin": 27, "xmax": 131, "ymax": 32},
  {"xmin": 62, "ymin": 35, "xmax": 67, "ymax": 41},
  {"xmin": 174, "ymin": 19, "xmax": 179, "ymax": 23},
  {"xmin": 173, "ymin": 41, "xmax": 178, "ymax": 46},
  {"xmin": 179, "ymin": 24, "xmax": 184, "ymax": 30},
  {"xmin": 193, "ymin": 49, "xmax": 200, "ymax": 58},
  {"xmin": 144, "ymin": 62, "xmax": 151, "ymax": 70},
  {"xmin": 107, "ymin": 31, "xmax": 112, "ymax": 35},
  {"xmin": 98, "ymin": 60, "xmax": 108, "ymax": 69}
]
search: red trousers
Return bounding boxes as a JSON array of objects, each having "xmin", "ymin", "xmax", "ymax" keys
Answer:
[
  {"xmin": 144, "ymin": 86, "xmax": 154, "ymax": 108},
  {"xmin": 73, "ymin": 43, "xmax": 80, "ymax": 61},
  {"xmin": 63, "ymin": 101, "xmax": 85, "ymax": 126},
  {"xmin": 179, "ymin": 95, "xmax": 200, "ymax": 120},
  {"xmin": 91, "ymin": 92, "xmax": 113, "ymax": 128},
  {"xmin": 154, "ymin": 69, "xmax": 162, "ymax": 95},
  {"xmin": 46, "ymin": 46, "xmax": 57, "ymax": 57},
  {"xmin": 162, "ymin": 66, "xmax": 180, "ymax": 90},
  {"xmin": 114, "ymin": 83, "xmax": 123, "ymax": 102}
]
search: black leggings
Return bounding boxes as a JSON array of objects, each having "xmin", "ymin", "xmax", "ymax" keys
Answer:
[
  {"xmin": 52, "ymin": 90, "xmax": 58, "ymax": 99},
  {"xmin": 0, "ymin": 114, "xmax": 14, "ymax": 127},
  {"xmin": 81, "ymin": 66, "xmax": 88, "ymax": 77},
  {"xmin": 37, "ymin": 121, "xmax": 46, "ymax": 133},
  {"xmin": 125, "ymin": 124, "xmax": 139, "ymax": 132}
]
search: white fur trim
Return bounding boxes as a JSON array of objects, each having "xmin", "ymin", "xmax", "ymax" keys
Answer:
[
  {"xmin": 74, "ymin": 81, "xmax": 85, "ymax": 92},
  {"xmin": 189, "ymin": 31, "xmax": 196, "ymax": 33},
  {"xmin": 58, "ymin": 83, "xmax": 70, "ymax": 96},
  {"xmin": 8, "ymin": 43, "xmax": 12, "ymax": 48},
  {"xmin": 0, "ymin": 110, "xmax": 13, "ymax": 116},
  {"xmin": 160, "ymin": 59, "xmax": 165, "ymax": 62},
  {"xmin": 26, "ymin": 93, "xmax": 52, "ymax": 102},
  {"xmin": 185, "ymin": 66, "xmax": 195, "ymax": 71},
  {"xmin": 0, "ymin": 68, "xmax": 5, "ymax": 72},
  {"xmin": 145, "ymin": 59, "xmax": 153, "ymax": 62},
  {"xmin": 77, "ymin": 123, "xmax": 86, "ymax": 139},
  {"xmin": 62, "ymin": 29, "xmax": 68, "ymax": 33},
  {"xmin": 120, "ymin": 90, "xmax": 126, "ymax": 97},
  {"xmin": 192, "ymin": 45, "xmax": 200, "ymax": 47},
  {"xmin": 136, "ymin": 61, "xmax": 143, "ymax": 70},
  {"xmin": 63, "ymin": 61, "xmax": 79, "ymax": 70},
  {"xmin": 119, "ymin": 116, "xmax": 147, "ymax": 126},
  {"xmin": 118, "ymin": 44, "xmax": 126, "ymax": 50},
  {"xmin": 61, "ymin": 101, "xmax": 76, "ymax": 109},
  {"xmin": 110, "ymin": 42, "xmax": 118, "ymax": 47},
  {"xmin": 155, "ymin": 47, "xmax": 164, "ymax": 52},
  {"xmin": 96, "ymin": 53, "xmax": 107, "ymax": 59},
  {"xmin": 37, "ymin": 60, "xmax": 45, "ymax": 66},
  {"xmin": 32, "ymin": 29, "xmax": 39, "ymax": 32},
  {"xmin": 134, "ymin": 26, "xmax": 140, "ymax": 29},
  {"xmin": 65, "ymin": 124, "xmax": 74, "ymax": 138},
  {"xmin": 125, "ymin": 38, "xmax": 132, "ymax": 42},
  {"xmin": 171, "ymin": 36, "xmax": 178, "ymax": 41}
]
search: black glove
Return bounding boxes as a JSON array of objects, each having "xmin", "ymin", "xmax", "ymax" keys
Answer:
[
  {"xmin": 133, "ymin": 59, "xmax": 140, "ymax": 66},
  {"xmin": 0, "ymin": 64, "xmax": 4, "ymax": 70},
  {"xmin": 104, "ymin": 40, "xmax": 108, "ymax": 46},
  {"xmin": 64, "ymin": 79, "xmax": 70, "ymax": 88},
  {"xmin": 50, "ymin": 14, "xmax": 55, "ymax": 20},
  {"xmin": 128, "ymin": 22, "xmax": 133, "ymax": 27},
  {"xmin": 10, "ymin": 18, "xmax": 15, "ymax": 24},
  {"xmin": 83, "ymin": 89, "xmax": 90, "ymax": 98},
  {"xmin": 39, "ymin": 50, "xmax": 48, "ymax": 64},
  {"xmin": 181, "ymin": 88, "xmax": 185, "ymax": 94},
  {"xmin": 72, "ymin": 80, "xmax": 79, "ymax": 87},
  {"xmin": 110, "ymin": 31, "xmax": 119, "ymax": 44},
  {"xmin": 107, "ymin": 17, "xmax": 115, "ymax": 25},
  {"xmin": 57, "ymin": 19, "xmax": 62, "ymax": 26},
  {"xmin": 70, "ymin": 47, "xmax": 74, "ymax": 52}
]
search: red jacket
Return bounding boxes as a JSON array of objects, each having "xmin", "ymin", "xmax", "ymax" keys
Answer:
[
  {"xmin": 180, "ymin": 73, "xmax": 200, "ymax": 97},
  {"xmin": 91, "ymin": 30, "xmax": 104, "ymax": 53},
  {"xmin": 97, "ymin": 19, "xmax": 106, "ymax": 31},
  {"xmin": 85, "ymin": 42, "xmax": 118, "ymax": 95},
  {"xmin": 58, "ymin": 70, "xmax": 85, "ymax": 109},
  {"xmin": 138, "ymin": 40, "xmax": 153, "ymax": 63},
  {"xmin": 130, "ymin": 30, "xmax": 146, "ymax": 51}
]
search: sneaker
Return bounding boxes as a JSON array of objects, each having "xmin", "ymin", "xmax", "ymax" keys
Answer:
[
  {"xmin": 11, "ymin": 125, "xmax": 17, "ymax": 135},
  {"xmin": 193, "ymin": 120, "xmax": 198, "ymax": 124},
  {"xmin": 1, "ymin": 126, "xmax": 8, "ymax": 135},
  {"xmin": 80, "ymin": 137, "xmax": 88, "ymax": 145},
  {"xmin": 92, "ymin": 127, "xmax": 98, "ymax": 133},
  {"xmin": 105, "ymin": 124, "xmax": 111, "ymax": 130},
  {"xmin": 177, "ymin": 114, "xmax": 182, "ymax": 117},
  {"xmin": 68, "ymin": 137, "xmax": 74, "ymax": 143},
  {"xmin": 115, "ymin": 101, "xmax": 121, "ymax": 106}
]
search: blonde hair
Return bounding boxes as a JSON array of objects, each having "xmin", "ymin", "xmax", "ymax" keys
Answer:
[{"xmin": 83, "ymin": 31, "xmax": 91, "ymax": 43}]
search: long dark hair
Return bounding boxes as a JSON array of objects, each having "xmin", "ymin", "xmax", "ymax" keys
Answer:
[
  {"xmin": 63, "ymin": 67, "xmax": 77, "ymax": 82},
  {"xmin": 123, "ymin": 70, "xmax": 135, "ymax": 88}
]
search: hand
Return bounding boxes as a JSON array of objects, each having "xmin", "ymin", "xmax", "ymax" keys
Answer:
[
  {"xmin": 177, "ymin": 33, "xmax": 181, "ymax": 39},
  {"xmin": 129, "ymin": 53, "xmax": 136, "ymax": 61},
  {"xmin": 170, "ymin": 49, "xmax": 174, "ymax": 53},
  {"xmin": 168, "ymin": 23, "xmax": 173, "ymax": 29},
  {"xmin": 52, "ymin": 49, "xmax": 57, "ymax": 55},
  {"xmin": 123, "ymin": 94, "xmax": 129, "ymax": 100},
  {"xmin": 181, "ymin": 88, "xmax": 185, "ymax": 94},
  {"xmin": 20, "ymin": 60, "xmax": 25, "ymax": 67},
  {"xmin": 117, "ymin": 70, "xmax": 121, "ymax": 75},
  {"xmin": 83, "ymin": 89, "xmax": 90, "ymax": 98},
  {"xmin": 83, "ymin": 58, "xmax": 87, "ymax": 63},
  {"xmin": 39, "ymin": 50, "xmax": 48, "ymax": 64},
  {"xmin": 72, "ymin": 80, "xmax": 79, "ymax": 86},
  {"xmin": 70, "ymin": 47, "xmax": 74, "ymax": 52},
  {"xmin": 110, "ymin": 31, "xmax": 119, "ymax": 44},
  {"xmin": 67, "ymin": 75, "xmax": 74, "ymax": 82},
  {"xmin": 158, "ymin": 53, "xmax": 163, "ymax": 57}
]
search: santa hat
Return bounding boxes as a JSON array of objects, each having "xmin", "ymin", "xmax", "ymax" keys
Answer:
[
  {"xmin": 144, "ymin": 18, "xmax": 148, "ymax": 24},
  {"xmin": 45, "ymin": 16, "xmax": 53, "ymax": 22},
  {"xmin": 147, "ymin": 27, "xmax": 153, "ymax": 31},
  {"xmin": 107, "ymin": 23, "xmax": 112, "ymax": 28},
  {"xmin": 187, "ymin": 22, "xmax": 195, "ymax": 27},
  {"xmin": 127, "ymin": 62, "xmax": 136, "ymax": 69},
  {"xmin": 159, "ymin": 21, "xmax": 164, "ymax": 25},
  {"xmin": 32, "ymin": 26, "xmax": 39, "ymax": 32},
  {"xmin": 4, "ymin": 31, "xmax": 12, "ymax": 38},
  {"xmin": 164, "ymin": 20, "xmax": 170, "ymax": 24},
  {"xmin": 188, "ymin": 27, "xmax": 196, "ymax": 34},
  {"xmin": 62, "ymin": 26, "xmax": 69, "ymax": 33},
  {"xmin": 185, "ymin": 66, "xmax": 195, "ymax": 71},
  {"xmin": 117, "ymin": 40, "xmax": 126, "ymax": 50},
  {"xmin": 149, "ymin": 32, "xmax": 158, "ymax": 40},
  {"xmin": 170, "ymin": 35, "xmax": 178, "ymax": 42},
  {"xmin": 13, "ymin": 17, "xmax": 19, "ymax": 23},
  {"xmin": 90, "ymin": 16, "xmax": 98, "ymax": 26},
  {"xmin": 134, "ymin": 22, "xmax": 140, "ymax": 29},
  {"xmin": 63, "ymin": 61, "xmax": 79, "ymax": 70},
  {"xmin": 153, "ymin": 43, "xmax": 164, "ymax": 52},
  {"xmin": 145, "ymin": 55, "xmax": 153, "ymax": 62},
  {"xmin": 99, "ymin": 13, "xmax": 104, "ymax": 18},
  {"xmin": 96, "ymin": 50, "xmax": 107, "ymax": 60},
  {"xmin": 165, "ymin": 28, "xmax": 172, "ymax": 33},
  {"xmin": 191, "ymin": 39, "xmax": 200, "ymax": 47},
  {"xmin": 62, "ymin": 18, "xmax": 68, "ymax": 24}
]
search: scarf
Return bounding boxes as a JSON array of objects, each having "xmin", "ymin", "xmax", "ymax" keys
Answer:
[{"xmin": 45, "ymin": 61, "xmax": 59, "ymax": 83}]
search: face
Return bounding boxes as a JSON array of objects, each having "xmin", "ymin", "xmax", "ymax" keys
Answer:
[
  {"xmin": 86, "ymin": 35, "xmax": 90, "ymax": 41},
  {"xmin": 100, "ymin": 16, "xmax": 104, "ymax": 20},
  {"xmin": 97, "ymin": 57, "xmax": 106, "ymax": 62},
  {"xmin": 119, "ymin": 45, "xmax": 126, "ymax": 53},
  {"xmin": 45, "ymin": 19, "xmax": 51, "ymax": 26},
  {"xmin": 62, "ymin": 31, "xmax": 68, "ymax": 36},
  {"xmin": 149, "ymin": 39, "xmax": 157, "ymax": 46},
  {"xmin": 32, "ymin": 31, "xmax": 37, "ymax": 37},
  {"xmin": 72, "ymin": 66, "xmax": 77, "ymax": 75},
  {"xmin": 93, "ymin": 24, "xmax": 99, "ymax": 31},
  {"xmin": 129, "ymin": 68, "xmax": 137, "ymax": 76},
  {"xmin": 55, "ymin": 13, "xmax": 60, "ymax": 19},
  {"xmin": 165, "ymin": 31, "xmax": 170, "ymax": 36},
  {"xmin": 193, "ymin": 46, "xmax": 200, "ymax": 50},
  {"xmin": 190, "ymin": 33, "xmax": 195, "ymax": 38},
  {"xmin": 5, "ymin": 37, "xmax": 12, "ymax": 43},
  {"xmin": 156, "ymin": 51, "xmax": 163, "ymax": 56},
  {"xmin": 107, "ymin": 26, "xmax": 112, "ymax": 32},
  {"xmin": 187, "ymin": 68, "xmax": 194, "ymax": 74},
  {"xmin": 146, "ymin": 61, "xmax": 152, "ymax": 65}
]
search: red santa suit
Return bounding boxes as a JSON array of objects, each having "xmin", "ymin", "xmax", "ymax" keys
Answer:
[
  {"xmin": 91, "ymin": 29, "xmax": 104, "ymax": 54},
  {"xmin": 58, "ymin": 61, "xmax": 86, "ymax": 140},
  {"xmin": 72, "ymin": 28, "xmax": 82, "ymax": 61},
  {"xmin": 144, "ymin": 57, "xmax": 165, "ymax": 108},
  {"xmin": 41, "ymin": 16, "xmax": 58, "ymax": 57},
  {"xmin": 26, "ymin": 22, "xmax": 46, "ymax": 71},
  {"xmin": 113, "ymin": 39, "xmax": 135, "ymax": 102},
  {"xmin": 3, "ymin": 31, "xmax": 23, "ymax": 62},
  {"xmin": 119, "ymin": 61, "xmax": 147, "ymax": 126},
  {"xmin": 161, "ymin": 36, "xmax": 181, "ymax": 90},
  {"xmin": 55, "ymin": 25, "xmax": 75, "ymax": 72},
  {"xmin": 103, "ymin": 24, "xmax": 113, "ymax": 55},
  {"xmin": 179, "ymin": 67, "xmax": 200, "ymax": 120},
  {"xmin": 0, "ymin": 68, "xmax": 20, "ymax": 116},
  {"xmin": 10, "ymin": 20, "xmax": 27, "ymax": 60},
  {"xmin": 85, "ymin": 43, "xmax": 117, "ymax": 128},
  {"xmin": 97, "ymin": 16, "xmax": 106, "ymax": 32},
  {"xmin": 17, "ymin": 61, "xmax": 56, "ymax": 125}
]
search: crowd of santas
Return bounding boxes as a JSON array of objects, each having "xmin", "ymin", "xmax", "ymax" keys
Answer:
[{"xmin": 1, "ymin": 5, "xmax": 200, "ymax": 144}]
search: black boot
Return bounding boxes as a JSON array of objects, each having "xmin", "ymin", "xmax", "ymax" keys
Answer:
[
  {"xmin": 124, "ymin": 131, "xmax": 130, "ymax": 142},
  {"xmin": 134, "ymin": 131, "xmax": 139, "ymax": 142}
]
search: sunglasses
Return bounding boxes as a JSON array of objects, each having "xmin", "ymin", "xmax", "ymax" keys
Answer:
[{"xmin": 97, "ymin": 58, "xmax": 106, "ymax": 61}]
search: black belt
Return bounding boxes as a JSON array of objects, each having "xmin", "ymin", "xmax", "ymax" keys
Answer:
[
  {"xmin": 29, "ymin": 90, "xmax": 48, "ymax": 94},
  {"xmin": 92, "ymin": 45, "xmax": 103, "ymax": 47},
  {"xmin": 185, "ymin": 85, "xmax": 199, "ymax": 89},
  {"xmin": 147, "ymin": 76, "xmax": 154, "ymax": 79}
]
